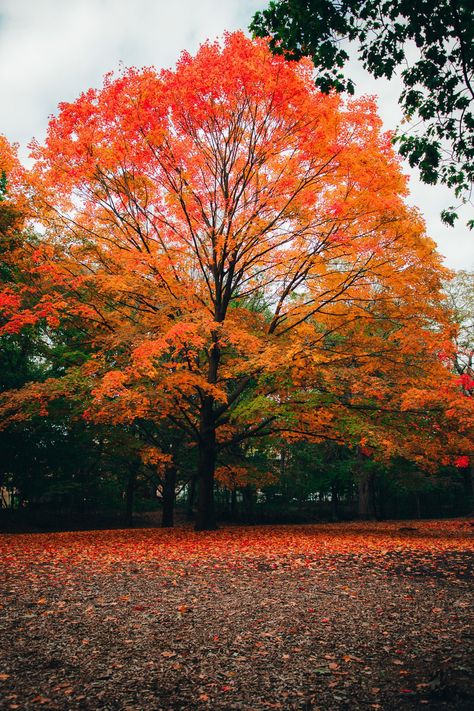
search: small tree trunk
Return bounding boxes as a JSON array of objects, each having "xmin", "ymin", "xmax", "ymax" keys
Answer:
[
  {"xmin": 161, "ymin": 465, "xmax": 177, "ymax": 528},
  {"xmin": 358, "ymin": 470, "xmax": 376, "ymax": 519},
  {"xmin": 242, "ymin": 485, "xmax": 255, "ymax": 523}
]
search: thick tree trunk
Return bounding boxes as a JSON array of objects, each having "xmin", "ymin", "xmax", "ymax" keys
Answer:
[
  {"xmin": 195, "ymin": 332, "xmax": 220, "ymax": 531},
  {"xmin": 195, "ymin": 434, "xmax": 217, "ymax": 530},
  {"xmin": 242, "ymin": 485, "xmax": 255, "ymax": 523},
  {"xmin": 195, "ymin": 396, "xmax": 217, "ymax": 531},
  {"xmin": 161, "ymin": 465, "xmax": 177, "ymax": 528},
  {"xmin": 357, "ymin": 470, "xmax": 376, "ymax": 519}
]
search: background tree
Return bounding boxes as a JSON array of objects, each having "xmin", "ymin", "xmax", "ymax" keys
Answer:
[
  {"xmin": 442, "ymin": 269, "xmax": 474, "ymax": 505},
  {"xmin": 251, "ymin": 0, "xmax": 474, "ymax": 226}
]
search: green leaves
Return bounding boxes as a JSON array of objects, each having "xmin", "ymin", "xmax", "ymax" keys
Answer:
[{"xmin": 251, "ymin": 0, "xmax": 474, "ymax": 226}]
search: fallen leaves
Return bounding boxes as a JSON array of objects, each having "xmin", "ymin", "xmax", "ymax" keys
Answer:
[{"xmin": 0, "ymin": 519, "xmax": 472, "ymax": 709}]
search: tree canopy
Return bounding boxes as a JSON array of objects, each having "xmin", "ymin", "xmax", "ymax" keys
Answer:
[{"xmin": 1, "ymin": 34, "xmax": 472, "ymax": 530}]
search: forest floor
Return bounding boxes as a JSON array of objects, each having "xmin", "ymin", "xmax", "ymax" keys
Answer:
[{"xmin": 0, "ymin": 519, "xmax": 473, "ymax": 710}]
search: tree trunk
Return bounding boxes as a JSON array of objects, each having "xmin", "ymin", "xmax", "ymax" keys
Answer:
[
  {"xmin": 242, "ymin": 485, "xmax": 255, "ymax": 523},
  {"xmin": 161, "ymin": 465, "xmax": 177, "ymax": 528},
  {"xmin": 358, "ymin": 470, "xmax": 376, "ymax": 519},
  {"xmin": 195, "ymin": 396, "xmax": 217, "ymax": 531},
  {"xmin": 195, "ymin": 333, "xmax": 220, "ymax": 531}
]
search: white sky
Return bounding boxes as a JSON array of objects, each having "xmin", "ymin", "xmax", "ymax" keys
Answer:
[{"xmin": 0, "ymin": 0, "xmax": 472, "ymax": 270}]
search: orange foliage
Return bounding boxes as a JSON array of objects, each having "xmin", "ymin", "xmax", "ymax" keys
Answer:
[{"xmin": 0, "ymin": 35, "xmax": 472, "ymax": 524}]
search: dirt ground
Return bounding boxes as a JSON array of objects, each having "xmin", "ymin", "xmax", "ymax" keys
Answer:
[{"xmin": 0, "ymin": 520, "xmax": 473, "ymax": 710}]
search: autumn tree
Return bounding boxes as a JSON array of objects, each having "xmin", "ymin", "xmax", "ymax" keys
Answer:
[{"xmin": 3, "ymin": 33, "xmax": 459, "ymax": 530}]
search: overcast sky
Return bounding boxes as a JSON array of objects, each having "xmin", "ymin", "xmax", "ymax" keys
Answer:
[{"xmin": 0, "ymin": 0, "xmax": 472, "ymax": 270}]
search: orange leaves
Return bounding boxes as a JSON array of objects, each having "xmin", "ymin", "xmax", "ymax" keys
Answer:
[
  {"xmin": 215, "ymin": 464, "xmax": 276, "ymax": 490},
  {"xmin": 131, "ymin": 322, "xmax": 207, "ymax": 373},
  {"xmin": 139, "ymin": 446, "xmax": 172, "ymax": 471},
  {"xmin": 2, "ymin": 32, "xmax": 467, "ymax": 493}
]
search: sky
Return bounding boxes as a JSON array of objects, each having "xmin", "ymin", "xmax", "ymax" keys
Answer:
[{"xmin": 0, "ymin": 0, "xmax": 472, "ymax": 270}]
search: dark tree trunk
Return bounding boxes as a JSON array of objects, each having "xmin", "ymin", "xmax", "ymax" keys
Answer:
[
  {"xmin": 161, "ymin": 465, "xmax": 177, "ymax": 528},
  {"xmin": 195, "ymin": 332, "xmax": 220, "ymax": 531},
  {"xmin": 242, "ymin": 485, "xmax": 255, "ymax": 523},
  {"xmin": 124, "ymin": 465, "xmax": 137, "ymax": 528},
  {"xmin": 358, "ymin": 470, "xmax": 376, "ymax": 519},
  {"xmin": 195, "ymin": 396, "xmax": 217, "ymax": 531}
]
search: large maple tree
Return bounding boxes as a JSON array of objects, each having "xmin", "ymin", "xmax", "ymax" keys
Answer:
[{"xmin": 2, "ymin": 33, "xmax": 465, "ymax": 529}]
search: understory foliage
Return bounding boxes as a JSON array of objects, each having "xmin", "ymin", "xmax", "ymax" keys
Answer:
[{"xmin": 0, "ymin": 34, "xmax": 473, "ymax": 529}]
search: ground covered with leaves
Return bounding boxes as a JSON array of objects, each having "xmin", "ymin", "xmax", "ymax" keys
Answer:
[{"xmin": 1, "ymin": 520, "xmax": 473, "ymax": 710}]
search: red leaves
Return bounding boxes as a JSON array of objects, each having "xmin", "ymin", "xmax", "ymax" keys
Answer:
[
  {"xmin": 1, "ymin": 520, "xmax": 472, "ymax": 576},
  {"xmin": 1, "ymin": 518, "xmax": 472, "ymax": 710}
]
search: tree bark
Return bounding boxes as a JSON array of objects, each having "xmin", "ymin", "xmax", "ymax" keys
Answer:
[
  {"xmin": 195, "ymin": 396, "xmax": 217, "ymax": 530},
  {"xmin": 242, "ymin": 485, "xmax": 255, "ymax": 523},
  {"xmin": 357, "ymin": 470, "xmax": 376, "ymax": 519},
  {"xmin": 161, "ymin": 465, "xmax": 177, "ymax": 528},
  {"xmin": 195, "ymin": 333, "xmax": 220, "ymax": 531}
]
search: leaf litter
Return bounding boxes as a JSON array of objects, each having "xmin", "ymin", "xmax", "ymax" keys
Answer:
[{"xmin": 0, "ymin": 519, "xmax": 472, "ymax": 709}]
